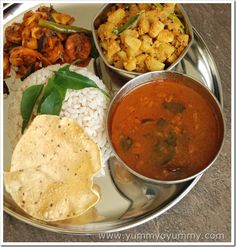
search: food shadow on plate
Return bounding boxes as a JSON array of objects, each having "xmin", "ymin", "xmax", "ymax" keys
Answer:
[{"xmin": 108, "ymin": 157, "xmax": 193, "ymax": 219}]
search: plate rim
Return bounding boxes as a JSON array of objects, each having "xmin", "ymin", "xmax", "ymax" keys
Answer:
[{"xmin": 3, "ymin": 175, "xmax": 202, "ymax": 234}]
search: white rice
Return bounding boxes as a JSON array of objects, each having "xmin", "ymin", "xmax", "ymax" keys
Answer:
[{"xmin": 6, "ymin": 64, "xmax": 113, "ymax": 176}]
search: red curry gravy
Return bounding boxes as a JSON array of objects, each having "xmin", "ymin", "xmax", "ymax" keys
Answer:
[{"xmin": 110, "ymin": 79, "xmax": 224, "ymax": 181}]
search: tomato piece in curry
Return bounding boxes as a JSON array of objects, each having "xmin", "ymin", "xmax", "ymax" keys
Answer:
[{"xmin": 110, "ymin": 79, "xmax": 223, "ymax": 181}]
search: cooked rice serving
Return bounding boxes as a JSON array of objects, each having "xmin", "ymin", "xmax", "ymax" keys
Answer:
[{"xmin": 7, "ymin": 64, "xmax": 112, "ymax": 176}]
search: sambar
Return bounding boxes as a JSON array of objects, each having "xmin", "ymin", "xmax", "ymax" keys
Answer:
[{"xmin": 109, "ymin": 74, "xmax": 224, "ymax": 182}]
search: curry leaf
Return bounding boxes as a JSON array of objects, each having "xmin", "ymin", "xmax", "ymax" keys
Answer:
[
  {"xmin": 43, "ymin": 75, "xmax": 67, "ymax": 99},
  {"xmin": 39, "ymin": 88, "xmax": 63, "ymax": 115},
  {"xmin": 156, "ymin": 118, "xmax": 167, "ymax": 128},
  {"xmin": 120, "ymin": 136, "xmax": 133, "ymax": 152},
  {"xmin": 54, "ymin": 65, "xmax": 97, "ymax": 89},
  {"xmin": 162, "ymin": 101, "xmax": 186, "ymax": 114},
  {"xmin": 37, "ymin": 76, "xmax": 55, "ymax": 112},
  {"xmin": 41, "ymin": 76, "xmax": 55, "ymax": 99},
  {"xmin": 54, "ymin": 84, "xmax": 67, "ymax": 99},
  {"xmin": 54, "ymin": 65, "xmax": 109, "ymax": 97},
  {"xmin": 153, "ymin": 3, "xmax": 164, "ymax": 10},
  {"xmin": 37, "ymin": 76, "xmax": 67, "ymax": 113},
  {"xmin": 21, "ymin": 84, "xmax": 44, "ymax": 133}
]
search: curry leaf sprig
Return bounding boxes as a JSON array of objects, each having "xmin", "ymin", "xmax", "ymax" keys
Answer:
[{"xmin": 20, "ymin": 65, "xmax": 109, "ymax": 133}]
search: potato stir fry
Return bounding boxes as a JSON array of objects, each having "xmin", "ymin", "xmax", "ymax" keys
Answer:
[
  {"xmin": 4, "ymin": 6, "xmax": 93, "ymax": 79},
  {"xmin": 97, "ymin": 3, "xmax": 190, "ymax": 72}
]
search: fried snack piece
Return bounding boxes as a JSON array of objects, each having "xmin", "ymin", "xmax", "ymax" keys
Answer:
[
  {"xmin": 4, "ymin": 115, "xmax": 101, "ymax": 221},
  {"xmin": 65, "ymin": 33, "xmax": 92, "ymax": 63}
]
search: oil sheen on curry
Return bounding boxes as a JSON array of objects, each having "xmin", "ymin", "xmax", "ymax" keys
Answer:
[{"xmin": 110, "ymin": 79, "xmax": 223, "ymax": 181}]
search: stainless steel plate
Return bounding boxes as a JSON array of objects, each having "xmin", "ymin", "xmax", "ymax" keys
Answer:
[{"xmin": 3, "ymin": 3, "xmax": 223, "ymax": 234}]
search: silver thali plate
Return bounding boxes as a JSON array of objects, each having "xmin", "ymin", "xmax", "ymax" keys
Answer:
[{"xmin": 3, "ymin": 3, "xmax": 223, "ymax": 234}]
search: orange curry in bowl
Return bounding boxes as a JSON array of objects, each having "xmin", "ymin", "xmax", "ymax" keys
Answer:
[{"xmin": 110, "ymin": 78, "xmax": 224, "ymax": 181}]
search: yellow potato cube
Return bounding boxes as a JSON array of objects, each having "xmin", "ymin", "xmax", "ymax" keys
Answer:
[
  {"xmin": 97, "ymin": 23, "xmax": 116, "ymax": 41},
  {"xmin": 124, "ymin": 36, "xmax": 142, "ymax": 50},
  {"xmin": 108, "ymin": 8, "xmax": 126, "ymax": 25},
  {"xmin": 136, "ymin": 54, "xmax": 148, "ymax": 72},
  {"xmin": 157, "ymin": 29, "xmax": 174, "ymax": 43},
  {"xmin": 155, "ymin": 43, "xmax": 175, "ymax": 62},
  {"xmin": 177, "ymin": 34, "xmax": 189, "ymax": 46},
  {"xmin": 106, "ymin": 39, "xmax": 121, "ymax": 62},
  {"xmin": 120, "ymin": 30, "xmax": 139, "ymax": 44},
  {"xmin": 117, "ymin": 50, "xmax": 128, "ymax": 61},
  {"xmin": 139, "ymin": 17, "xmax": 150, "ymax": 35},
  {"xmin": 124, "ymin": 57, "xmax": 137, "ymax": 71},
  {"xmin": 145, "ymin": 10, "xmax": 159, "ymax": 23},
  {"xmin": 140, "ymin": 35, "xmax": 153, "ymax": 53},
  {"xmin": 167, "ymin": 53, "xmax": 178, "ymax": 63},
  {"xmin": 148, "ymin": 21, "xmax": 164, "ymax": 38},
  {"xmin": 126, "ymin": 47, "xmax": 142, "ymax": 58},
  {"xmin": 145, "ymin": 56, "xmax": 165, "ymax": 71}
]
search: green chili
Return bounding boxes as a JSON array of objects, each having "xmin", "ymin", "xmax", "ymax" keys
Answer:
[
  {"xmin": 38, "ymin": 19, "xmax": 90, "ymax": 34},
  {"xmin": 112, "ymin": 13, "xmax": 141, "ymax": 35}
]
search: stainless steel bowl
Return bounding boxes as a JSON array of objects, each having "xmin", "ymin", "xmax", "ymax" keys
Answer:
[
  {"xmin": 107, "ymin": 71, "xmax": 225, "ymax": 184},
  {"xmin": 92, "ymin": 4, "xmax": 194, "ymax": 79}
]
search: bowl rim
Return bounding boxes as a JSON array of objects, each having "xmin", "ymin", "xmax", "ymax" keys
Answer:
[
  {"xmin": 106, "ymin": 70, "xmax": 226, "ymax": 184},
  {"xmin": 92, "ymin": 3, "xmax": 194, "ymax": 78}
]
